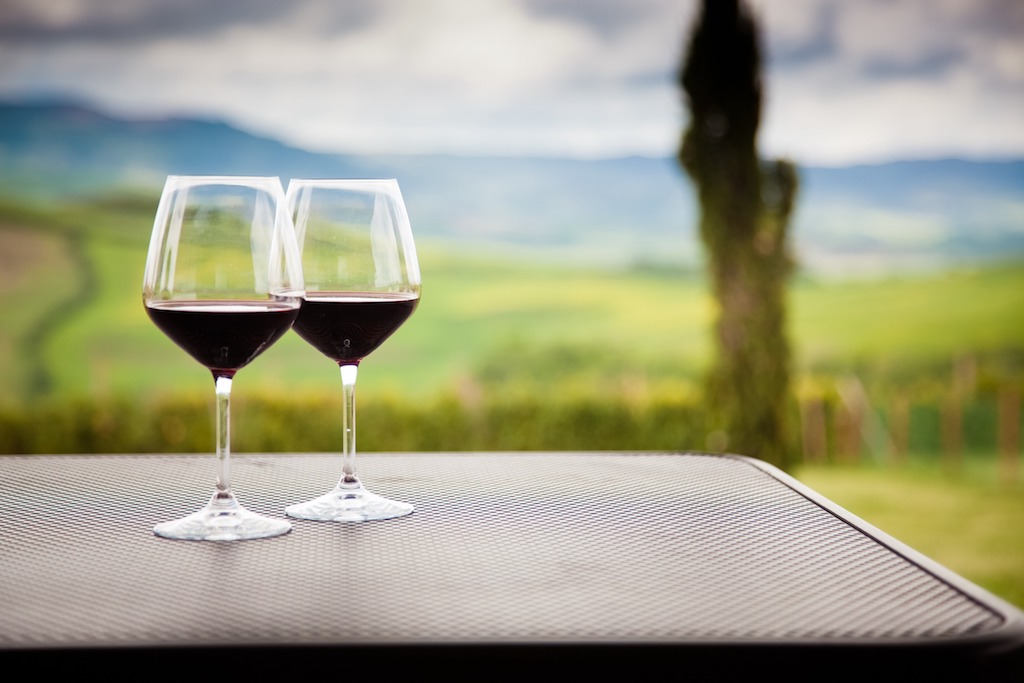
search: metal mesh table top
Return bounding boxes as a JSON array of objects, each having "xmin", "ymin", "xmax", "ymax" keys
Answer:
[{"xmin": 0, "ymin": 451, "xmax": 1021, "ymax": 654}]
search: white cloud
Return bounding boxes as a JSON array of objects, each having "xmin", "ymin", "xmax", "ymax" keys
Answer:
[
  {"xmin": 755, "ymin": 0, "xmax": 1024, "ymax": 164},
  {"xmin": 1, "ymin": 0, "xmax": 1022, "ymax": 164}
]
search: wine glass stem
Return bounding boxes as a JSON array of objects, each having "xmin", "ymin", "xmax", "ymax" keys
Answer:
[
  {"xmin": 340, "ymin": 364, "xmax": 358, "ymax": 485},
  {"xmin": 215, "ymin": 374, "xmax": 233, "ymax": 494}
]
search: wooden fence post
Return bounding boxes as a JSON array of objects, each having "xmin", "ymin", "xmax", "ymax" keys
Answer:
[
  {"xmin": 800, "ymin": 396, "xmax": 827, "ymax": 464},
  {"xmin": 941, "ymin": 392, "xmax": 963, "ymax": 475},
  {"xmin": 889, "ymin": 393, "xmax": 909, "ymax": 464},
  {"xmin": 835, "ymin": 378, "xmax": 863, "ymax": 463},
  {"xmin": 998, "ymin": 387, "xmax": 1020, "ymax": 485},
  {"xmin": 836, "ymin": 376, "xmax": 894, "ymax": 464}
]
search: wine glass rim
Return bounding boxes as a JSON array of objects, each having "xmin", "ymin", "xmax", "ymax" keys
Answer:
[
  {"xmin": 164, "ymin": 174, "xmax": 285, "ymax": 188},
  {"xmin": 287, "ymin": 178, "xmax": 399, "ymax": 186}
]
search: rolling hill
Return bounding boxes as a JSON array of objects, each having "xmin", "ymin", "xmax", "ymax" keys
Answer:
[{"xmin": 2, "ymin": 98, "xmax": 1023, "ymax": 275}]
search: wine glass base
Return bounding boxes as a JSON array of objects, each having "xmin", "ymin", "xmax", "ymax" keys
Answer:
[
  {"xmin": 154, "ymin": 493, "xmax": 292, "ymax": 541},
  {"xmin": 285, "ymin": 483, "xmax": 414, "ymax": 522}
]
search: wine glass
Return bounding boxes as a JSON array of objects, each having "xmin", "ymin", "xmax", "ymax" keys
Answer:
[
  {"xmin": 143, "ymin": 175, "xmax": 303, "ymax": 540},
  {"xmin": 284, "ymin": 178, "xmax": 420, "ymax": 522}
]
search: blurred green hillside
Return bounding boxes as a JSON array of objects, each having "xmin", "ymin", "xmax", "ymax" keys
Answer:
[
  {"xmin": 2, "ymin": 192, "xmax": 1022, "ymax": 430},
  {"xmin": 0, "ymin": 184, "xmax": 1019, "ymax": 529}
]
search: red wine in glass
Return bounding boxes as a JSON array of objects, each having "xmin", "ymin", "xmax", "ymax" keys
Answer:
[
  {"xmin": 292, "ymin": 292, "xmax": 418, "ymax": 365},
  {"xmin": 146, "ymin": 301, "xmax": 299, "ymax": 376},
  {"xmin": 284, "ymin": 178, "xmax": 420, "ymax": 522},
  {"xmin": 143, "ymin": 175, "xmax": 303, "ymax": 541}
]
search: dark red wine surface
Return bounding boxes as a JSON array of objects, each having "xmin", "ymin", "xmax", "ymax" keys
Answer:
[
  {"xmin": 293, "ymin": 292, "xmax": 419, "ymax": 364},
  {"xmin": 146, "ymin": 300, "xmax": 299, "ymax": 376}
]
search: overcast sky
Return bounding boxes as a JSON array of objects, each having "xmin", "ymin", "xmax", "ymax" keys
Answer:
[{"xmin": 1, "ymin": 0, "xmax": 1022, "ymax": 166}]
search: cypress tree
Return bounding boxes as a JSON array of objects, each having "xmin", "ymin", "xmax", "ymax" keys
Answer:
[{"xmin": 678, "ymin": 0, "xmax": 798, "ymax": 469}]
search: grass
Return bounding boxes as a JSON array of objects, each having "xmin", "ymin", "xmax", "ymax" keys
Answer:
[
  {"xmin": 4, "ymin": 201, "xmax": 1024, "ymax": 406},
  {"xmin": 790, "ymin": 266, "xmax": 1024, "ymax": 368},
  {"xmin": 0, "ymin": 226, "xmax": 82, "ymax": 394},
  {"xmin": 795, "ymin": 460, "xmax": 1024, "ymax": 610}
]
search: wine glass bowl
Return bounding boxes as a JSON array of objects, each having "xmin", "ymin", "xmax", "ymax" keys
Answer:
[
  {"xmin": 284, "ymin": 178, "xmax": 420, "ymax": 522},
  {"xmin": 143, "ymin": 175, "xmax": 303, "ymax": 540}
]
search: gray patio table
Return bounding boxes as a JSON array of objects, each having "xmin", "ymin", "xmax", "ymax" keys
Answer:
[{"xmin": 1, "ymin": 451, "xmax": 1021, "ymax": 677}]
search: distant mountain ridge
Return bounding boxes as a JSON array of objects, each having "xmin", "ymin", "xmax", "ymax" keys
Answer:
[{"xmin": 2, "ymin": 99, "xmax": 1022, "ymax": 274}]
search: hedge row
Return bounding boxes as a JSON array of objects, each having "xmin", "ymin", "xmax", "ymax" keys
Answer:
[
  {"xmin": 1, "ymin": 387, "xmax": 1018, "ymax": 470},
  {"xmin": 0, "ymin": 389, "xmax": 708, "ymax": 456}
]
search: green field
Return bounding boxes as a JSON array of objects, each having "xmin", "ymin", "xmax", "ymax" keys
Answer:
[
  {"xmin": 1, "ymin": 195, "xmax": 1023, "ymax": 609},
  {"xmin": 797, "ymin": 462, "xmax": 1024, "ymax": 610},
  {"xmin": 3, "ymin": 195, "xmax": 1023, "ymax": 406}
]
